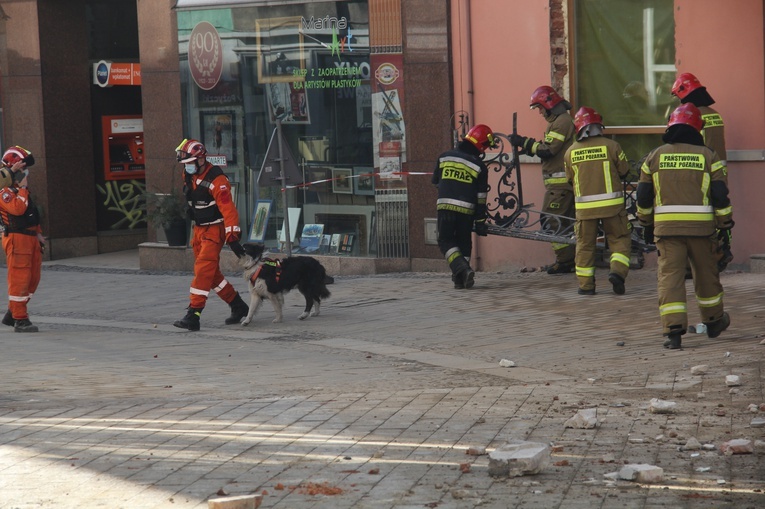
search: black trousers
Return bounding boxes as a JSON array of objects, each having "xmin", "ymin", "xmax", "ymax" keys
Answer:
[{"xmin": 437, "ymin": 210, "xmax": 474, "ymax": 259}]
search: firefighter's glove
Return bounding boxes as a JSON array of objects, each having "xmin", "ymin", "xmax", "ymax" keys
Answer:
[
  {"xmin": 717, "ymin": 228, "xmax": 733, "ymax": 249},
  {"xmin": 228, "ymin": 240, "xmax": 245, "ymax": 258},
  {"xmin": 718, "ymin": 219, "xmax": 735, "ymax": 231},
  {"xmin": 510, "ymin": 133, "xmax": 528, "ymax": 152},
  {"xmin": 474, "ymin": 219, "xmax": 489, "ymax": 237},
  {"xmin": 225, "ymin": 231, "xmax": 241, "ymax": 244},
  {"xmin": 510, "ymin": 134, "xmax": 535, "ymax": 155},
  {"xmin": 37, "ymin": 233, "xmax": 45, "ymax": 254},
  {"xmin": 642, "ymin": 224, "xmax": 655, "ymax": 245}
]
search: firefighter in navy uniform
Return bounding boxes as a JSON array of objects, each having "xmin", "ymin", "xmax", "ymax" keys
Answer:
[
  {"xmin": 0, "ymin": 146, "xmax": 45, "ymax": 333},
  {"xmin": 173, "ymin": 139, "xmax": 248, "ymax": 331},
  {"xmin": 564, "ymin": 107, "xmax": 631, "ymax": 296},
  {"xmin": 671, "ymin": 72, "xmax": 733, "ymax": 271},
  {"xmin": 432, "ymin": 124, "xmax": 496, "ymax": 289},
  {"xmin": 637, "ymin": 104, "xmax": 733, "ymax": 350},
  {"xmin": 510, "ymin": 86, "xmax": 577, "ymax": 274}
]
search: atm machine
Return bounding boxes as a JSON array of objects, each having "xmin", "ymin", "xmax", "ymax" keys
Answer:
[{"xmin": 101, "ymin": 115, "xmax": 145, "ymax": 180}]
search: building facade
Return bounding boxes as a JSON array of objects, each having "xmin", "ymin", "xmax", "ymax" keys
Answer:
[{"xmin": 1, "ymin": 1, "xmax": 763, "ymax": 272}]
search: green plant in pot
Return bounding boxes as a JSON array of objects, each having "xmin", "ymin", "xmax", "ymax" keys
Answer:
[{"xmin": 145, "ymin": 188, "xmax": 189, "ymax": 246}]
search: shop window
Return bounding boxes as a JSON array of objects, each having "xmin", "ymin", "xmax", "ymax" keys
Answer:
[
  {"xmin": 178, "ymin": 1, "xmax": 378, "ymax": 256},
  {"xmin": 573, "ymin": 0, "xmax": 675, "ymax": 164}
]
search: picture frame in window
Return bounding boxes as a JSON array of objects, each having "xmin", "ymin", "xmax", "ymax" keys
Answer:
[
  {"xmin": 200, "ymin": 111, "xmax": 236, "ymax": 165},
  {"xmin": 353, "ymin": 166, "xmax": 375, "ymax": 196},
  {"xmin": 307, "ymin": 167, "xmax": 331, "ymax": 193},
  {"xmin": 332, "ymin": 168, "xmax": 353, "ymax": 194},
  {"xmin": 256, "ymin": 16, "xmax": 306, "ymax": 84},
  {"xmin": 248, "ymin": 199, "xmax": 272, "ymax": 243},
  {"xmin": 265, "ymin": 82, "xmax": 311, "ymax": 124}
]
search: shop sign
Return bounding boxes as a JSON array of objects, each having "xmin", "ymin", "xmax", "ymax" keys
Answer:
[
  {"xmin": 189, "ymin": 21, "xmax": 223, "ymax": 91},
  {"xmin": 374, "ymin": 63, "xmax": 399, "ymax": 86},
  {"xmin": 206, "ymin": 155, "xmax": 227, "ymax": 167},
  {"xmin": 93, "ymin": 61, "xmax": 141, "ymax": 87},
  {"xmin": 108, "ymin": 118, "xmax": 143, "ymax": 133}
]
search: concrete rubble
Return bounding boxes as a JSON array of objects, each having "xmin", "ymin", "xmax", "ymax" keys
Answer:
[
  {"xmin": 487, "ymin": 440, "xmax": 551, "ymax": 478},
  {"xmin": 609, "ymin": 464, "xmax": 664, "ymax": 484},
  {"xmin": 648, "ymin": 398, "xmax": 677, "ymax": 414},
  {"xmin": 564, "ymin": 408, "xmax": 598, "ymax": 429},
  {"xmin": 726, "ymin": 374, "xmax": 742, "ymax": 386},
  {"xmin": 720, "ymin": 439, "xmax": 754, "ymax": 455},
  {"xmin": 690, "ymin": 364, "xmax": 708, "ymax": 375},
  {"xmin": 681, "ymin": 437, "xmax": 702, "ymax": 451}
]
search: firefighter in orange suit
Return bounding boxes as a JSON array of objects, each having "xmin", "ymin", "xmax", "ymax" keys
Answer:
[
  {"xmin": 173, "ymin": 139, "xmax": 248, "ymax": 331},
  {"xmin": 564, "ymin": 107, "xmax": 631, "ymax": 296},
  {"xmin": 671, "ymin": 72, "xmax": 733, "ymax": 271},
  {"xmin": 0, "ymin": 146, "xmax": 44, "ymax": 333},
  {"xmin": 637, "ymin": 104, "xmax": 733, "ymax": 350},
  {"xmin": 510, "ymin": 86, "xmax": 577, "ymax": 274}
]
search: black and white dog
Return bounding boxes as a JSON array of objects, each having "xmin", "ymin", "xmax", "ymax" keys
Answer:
[{"xmin": 238, "ymin": 243, "xmax": 331, "ymax": 324}]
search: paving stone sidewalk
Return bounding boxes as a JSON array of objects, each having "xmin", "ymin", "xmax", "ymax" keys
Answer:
[{"xmin": 0, "ymin": 260, "xmax": 764, "ymax": 508}]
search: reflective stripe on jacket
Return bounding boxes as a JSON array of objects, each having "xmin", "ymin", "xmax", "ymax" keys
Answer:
[
  {"xmin": 564, "ymin": 136, "xmax": 629, "ymax": 220},
  {"xmin": 637, "ymin": 143, "xmax": 731, "ymax": 237},
  {"xmin": 530, "ymin": 113, "xmax": 575, "ymax": 190},
  {"xmin": 432, "ymin": 148, "xmax": 489, "ymax": 217}
]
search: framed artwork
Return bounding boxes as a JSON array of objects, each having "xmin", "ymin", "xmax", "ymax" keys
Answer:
[
  {"xmin": 332, "ymin": 168, "xmax": 353, "ymax": 194},
  {"xmin": 256, "ymin": 17, "xmax": 306, "ymax": 84},
  {"xmin": 266, "ymin": 82, "xmax": 311, "ymax": 124},
  {"xmin": 200, "ymin": 111, "xmax": 236, "ymax": 165},
  {"xmin": 353, "ymin": 166, "xmax": 375, "ymax": 196},
  {"xmin": 307, "ymin": 167, "xmax": 331, "ymax": 193},
  {"xmin": 248, "ymin": 199, "xmax": 272, "ymax": 243},
  {"xmin": 279, "ymin": 207, "xmax": 302, "ymax": 243},
  {"xmin": 298, "ymin": 224, "xmax": 324, "ymax": 253}
]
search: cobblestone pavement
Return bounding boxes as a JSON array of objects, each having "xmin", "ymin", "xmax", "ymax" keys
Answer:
[{"xmin": 1, "ymin": 254, "xmax": 764, "ymax": 508}]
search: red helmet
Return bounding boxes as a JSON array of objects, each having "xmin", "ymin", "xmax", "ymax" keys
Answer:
[
  {"xmin": 175, "ymin": 139, "xmax": 207, "ymax": 163},
  {"xmin": 2, "ymin": 145, "xmax": 34, "ymax": 168},
  {"xmin": 671, "ymin": 72, "xmax": 703, "ymax": 100},
  {"xmin": 667, "ymin": 103, "xmax": 704, "ymax": 132},
  {"xmin": 530, "ymin": 86, "xmax": 564, "ymax": 110},
  {"xmin": 573, "ymin": 106, "xmax": 603, "ymax": 133},
  {"xmin": 464, "ymin": 124, "xmax": 496, "ymax": 153}
]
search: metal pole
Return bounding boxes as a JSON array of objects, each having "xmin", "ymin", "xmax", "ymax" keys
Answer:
[{"xmin": 276, "ymin": 117, "xmax": 292, "ymax": 255}]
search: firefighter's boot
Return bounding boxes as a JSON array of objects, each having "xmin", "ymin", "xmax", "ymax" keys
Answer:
[
  {"xmin": 2, "ymin": 309, "xmax": 13, "ymax": 326},
  {"xmin": 546, "ymin": 260, "xmax": 575, "ymax": 275},
  {"xmin": 451, "ymin": 274, "xmax": 464, "ymax": 289},
  {"xmin": 705, "ymin": 312, "xmax": 730, "ymax": 339},
  {"xmin": 225, "ymin": 293, "xmax": 249, "ymax": 325},
  {"xmin": 174, "ymin": 307, "xmax": 202, "ymax": 331},
  {"xmin": 14, "ymin": 318, "xmax": 38, "ymax": 333},
  {"xmin": 449, "ymin": 256, "xmax": 475, "ymax": 289},
  {"xmin": 608, "ymin": 273, "xmax": 626, "ymax": 295},
  {"xmin": 662, "ymin": 325, "xmax": 684, "ymax": 349}
]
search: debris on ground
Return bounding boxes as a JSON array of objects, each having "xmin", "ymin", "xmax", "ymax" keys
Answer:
[
  {"xmin": 465, "ymin": 446, "xmax": 487, "ymax": 456},
  {"xmin": 649, "ymin": 398, "xmax": 677, "ymax": 414},
  {"xmin": 564, "ymin": 408, "xmax": 598, "ymax": 429},
  {"xmin": 681, "ymin": 437, "xmax": 702, "ymax": 451},
  {"xmin": 608, "ymin": 464, "xmax": 664, "ymax": 483},
  {"xmin": 690, "ymin": 364, "xmax": 708, "ymax": 375},
  {"xmin": 720, "ymin": 439, "xmax": 754, "ymax": 455},
  {"xmin": 292, "ymin": 482, "xmax": 344, "ymax": 496},
  {"xmin": 488, "ymin": 440, "xmax": 550, "ymax": 478}
]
